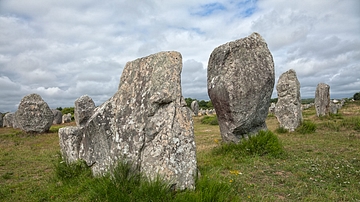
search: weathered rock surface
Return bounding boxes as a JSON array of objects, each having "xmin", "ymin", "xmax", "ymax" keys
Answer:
[
  {"xmin": 62, "ymin": 113, "xmax": 72, "ymax": 123},
  {"xmin": 275, "ymin": 69, "xmax": 302, "ymax": 132},
  {"xmin": 15, "ymin": 94, "xmax": 54, "ymax": 133},
  {"xmin": 3, "ymin": 113, "xmax": 15, "ymax": 127},
  {"xmin": 207, "ymin": 32, "xmax": 275, "ymax": 143},
  {"xmin": 58, "ymin": 126, "xmax": 83, "ymax": 163},
  {"xmin": 315, "ymin": 83, "xmax": 330, "ymax": 117},
  {"xmin": 59, "ymin": 51, "xmax": 197, "ymax": 190},
  {"xmin": 269, "ymin": 103, "xmax": 276, "ymax": 114},
  {"xmin": 0, "ymin": 112, "xmax": 3, "ymax": 127},
  {"xmin": 52, "ymin": 109, "xmax": 63, "ymax": 124},
  {"xmin": 191, "ymin": 100, "xmax": 199, "ymax": 116},
  {"xmin": 74, "ymin": 95, "xmax": 95, "ymax": 127}
]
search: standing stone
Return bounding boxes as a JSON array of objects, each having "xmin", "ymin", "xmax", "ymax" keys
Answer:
[
  {"xmin": 52, "ymin": 109, "xmax": 63, "ymax": 124},
  {"xmin": 274, "ymin": 69, "xmax": 302, "ymax": 132},
  {"xmin": 58, "ymin": 126, "xmax": 84, "ymax": 163},
  {"xmin": 60, "ymin": 51, "xmax": 197, "ymax": 190},
  {"xmin": 74, "ymin": 95, "xmax": 95, "ymax": 127},
  {"xmin": 15, "ymin": 94, "xmax": 54, "ymax": 133},
  {"xmin": 0, "ymin": 112, "xmax": 3, "ymax": 127},
  {"xmin": 191, "ymin": 100, "xmax": 199, "ymax": 116},
  {"xmin": 315, "ymin": 83, "xmax": 330, "ymax": 117},
  {"xmin": 207, "ymin": 32, "xmax": 275, "ymax": 143},
  {"xmin": 62, "ymin": 113, "xmax": 72, "ymax": 123},
  {"xmin": 3, "ymin": 113, "xmax": 14, "ymax": 127}
]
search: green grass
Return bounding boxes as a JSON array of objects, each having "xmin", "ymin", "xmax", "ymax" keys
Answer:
[
  {"xmin": 200, "ymin": 115, "xmax": 219, "ymax": 125},
  {"xmin": 275, "ymin": 126, "xmax": 288, "ymax": 134},
  {"xmin": 1, "ymin": 101, "xmax": 360, "ymax": 201}
]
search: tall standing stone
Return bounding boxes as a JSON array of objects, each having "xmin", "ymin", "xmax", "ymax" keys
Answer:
[
  {"xmin": 191, "ymin": 100, "xmax": 199, "ymax": 116},
  {"xmin": 207, "ymin": 32, "xmax": 275, "ymax": 143},
  {"xmin": 315, "ymin": 83, "xmax": 330, "ymax": 117},
  {"xmin": 52, "ymin": 109, "xmax": 63, "ymax": 124},
  {"xmin": 59, "ymin": 51, "xmax": 197, "ymax": 190},
  {"xmin": 15, "ymin": 94, "xmax": 54, "ymax": 133},
  {"xmin": 275, "ymin": 69, "xmax": 302, "ymax": 131},
  {"xmin": 74, "ymin": 95, "xmax": 95, "ymax": 127}
]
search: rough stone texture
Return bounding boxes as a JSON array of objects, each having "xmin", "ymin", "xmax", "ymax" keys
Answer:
[
  {"xmin": 315, "ymin": 83, "xmax": 330, "ymax": 117},
  {"xmin": 330, "ymin": 103, "xmax": 341, "ymax": 114},
  {"xmin": 58, "ymin": 126, "xmax": 83, "ymax": 163},
  {"xmin": 269, "ymin": 103, "xmax": 276, "ymax": 114},
  {"xmin": 60, "ymin": 51, "xmax": 197, "ymax": 190},
  {"xmin": 274, "ymin": 69, "xmax": 302, "ymax": 132},
  {"xmin": 62, "ymin": 113, "xmax": 72, "ymax": 123},
  {"xmin": 52, "ymin": 109, "xmax": 63, "ymax": 124},
  {"xmin": 74, "ymin": 95, "xmax": 96, "ymax": 127},
  {"xmin": 302, "ymin": 103, "xmax": 314, "ymax": 110},
  {"xmin": 207, "ymin": 32, "xmax": 275, "ymax": 143},
  {"xmin": 0, "ymin": 112, "xmax": 3, "ymax": 127},
  {"xmin": 3, "ymin": 113, "xmax": 15, "ymax": 127},
  {"xmin": 15, "ymin": 94, "xmax": 54, "ymax": 133},
  {"xmin": 191, "ymin": 100, "xmax": 199, "ymax": 116}
]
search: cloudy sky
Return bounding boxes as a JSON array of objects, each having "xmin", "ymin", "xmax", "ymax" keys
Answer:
[{"xmin": 1, "ymin": 0, "xmax": 359, "ymax": 112}]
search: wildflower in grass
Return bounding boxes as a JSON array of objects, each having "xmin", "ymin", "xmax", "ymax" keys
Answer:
[
  {"xmin": 229, "ymin": 179, "xmax": 233, "ymax": 183},
  {"xmin": 229, "ymin": 170, "xmax": 242, "ymax": 175},
  {"xmin": 214, "ymin": 139, "xmax": 220, "ymax": 144}
]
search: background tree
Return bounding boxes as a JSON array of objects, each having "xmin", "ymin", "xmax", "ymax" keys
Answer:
[{"xmin": 354, "ymin": 92, "xmax": 360, "ymax": 100}]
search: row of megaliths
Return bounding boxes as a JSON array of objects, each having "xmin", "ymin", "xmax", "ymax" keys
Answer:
[
  {"xmin": 59, "ymin": 32, "xmax": 275, "ymax": 190},
  {"xmin": 58, "ymin": 32, "xmax": 338, "ymax": 191}
]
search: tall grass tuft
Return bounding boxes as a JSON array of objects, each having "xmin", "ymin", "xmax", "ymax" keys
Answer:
[
  {"xmin": 88, "ymin": 161, "xmax": 173, "ymax": 202},
  {"xmin": 54, "ymin": 153, "xmax": 92, "ymax": 181},
  {"xmin": 275, "ymin": 126, "xmax": 288, "ymax": 134},
  {"xmin": 213, "ymin": 130, "xmax": 285, "ymax": 158},
  {"xmin": 175, "ymin": 177, "xmax": 233, "ymax": 202},
  {"xmin": 296, "ymin": 120, "xmax": 317, "ymax": 134}
]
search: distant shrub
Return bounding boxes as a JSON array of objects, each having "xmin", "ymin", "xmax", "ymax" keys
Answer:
[
  {"xmin": 353, "ymin": 92, "xmax": 360, "ymax": 100},
  {"xmin": 296, "ymin": 121, "xmax": 317, "ymax": 134},
  {"xmin": 275, "ymin": 127, "xmax": 288, "ymax": 134},
  {"xmin": 201, "ymin": 115, "xmax": 218, "ymax": 125},
  {"xmin": 214, "ymin": 130, "xmax": 285, "ymax": 158}
]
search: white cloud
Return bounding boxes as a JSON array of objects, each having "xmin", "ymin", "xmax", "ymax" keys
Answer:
[{"xmin": 0, "ymin": 0, "xmax": 359, "ymax": 112}]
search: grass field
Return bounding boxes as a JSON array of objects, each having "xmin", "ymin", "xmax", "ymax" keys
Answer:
[{"xmin": 0, "ymin": 101, "xmax": 359, "ymax": 201}]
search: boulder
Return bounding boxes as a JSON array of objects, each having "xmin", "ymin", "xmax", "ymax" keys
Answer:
[
  {"xmin": 74, "ymin": 95, "xmax": 95, "ymax": 127},
  {"xmin": 15, "ymin": 94, "xmax": 54, "ymax": 133},
  {"xmin": 207, "ymin": 32, "xmax": 275, "ymax": 143},
  {"xmin": 62, "ymin": 113, "xmax": 72, "ymax": 123},
  {"xmin": 52, "ymin": 109, "xmax": 63, "ymax": 125},
  {"xmin": 315, "ymin": 83, "xmax": 330, "ymax": 117},
  {"xmin": 190, "ymin": 100, "xmax": 199, "ymax": 116},
  {"xmin": 0, "ymin": 112, "xmax": 2, "ymax": 127},
  {"xmin": 274, "ymin": 69, "xmax": 302, "ymax": 132},
  {"xmin": 60, "ymin": 51, "xmax": 197, "ymax": 190}
]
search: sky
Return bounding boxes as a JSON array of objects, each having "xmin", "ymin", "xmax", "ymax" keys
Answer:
[{"xmin": 0, "ymin": 0, "xmax": 359, "ymax": 112}]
